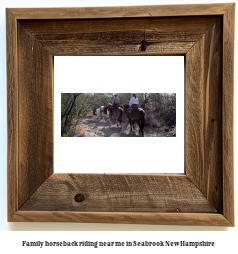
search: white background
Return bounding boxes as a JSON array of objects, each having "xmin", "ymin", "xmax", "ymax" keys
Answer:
[
  {"xmin": 54, "ymin": 56, "xmax": 184, "ymax": 174},
  {"xmin": 0, "ymin": 0, "xmax": 237, "ymax": 253}
]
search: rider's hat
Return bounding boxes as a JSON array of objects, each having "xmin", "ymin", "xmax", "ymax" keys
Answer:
[{"xmin": 133, "ymin": 93, "xmax": 136, "ymax": 96}]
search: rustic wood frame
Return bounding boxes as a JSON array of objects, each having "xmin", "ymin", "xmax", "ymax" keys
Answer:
[{"xmin": 7, "ymin": 4, "xmax": 234, "ymax": 226}]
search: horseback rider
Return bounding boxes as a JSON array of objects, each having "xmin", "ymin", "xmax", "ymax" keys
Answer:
[
  {"xmin": 109, "ymin": 94, "xmax": 120, "ymax": 117},
  {"xmin": 112, "ymin": 94, "xmax": 120, "ymax": 107},
  {"xmin": 126, "ymin": 94, "xmax": 139, "ymax": 118}
]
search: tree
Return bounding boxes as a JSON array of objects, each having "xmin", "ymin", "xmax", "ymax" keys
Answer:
[
  {"xmin": 61, "ymin": 93, "xmax": 116, "ymax": 136},
  {"xmin": 61, "ymin": 93, "xmax": 81, "ymax": 136}
]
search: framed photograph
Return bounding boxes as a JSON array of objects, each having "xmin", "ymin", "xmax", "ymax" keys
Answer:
[{"xmin": 7, "ymin": 3, "xmax": 234, "ymax": 225}]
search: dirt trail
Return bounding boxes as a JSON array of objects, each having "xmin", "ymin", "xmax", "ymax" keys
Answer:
[{"xmin": 75, "ymin": 116, "xmax": 176, "ymax": 137}]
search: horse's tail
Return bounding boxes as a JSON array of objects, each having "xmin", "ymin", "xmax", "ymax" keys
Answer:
[{"xmin": 118, "ymin": 108, "xmax": 123, "ymax": 122}]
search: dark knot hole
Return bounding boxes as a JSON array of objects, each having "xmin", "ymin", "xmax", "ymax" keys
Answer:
[
  {"xmin": 74, "ymin": 193, "xmax": 85, "ymax": 202},
  {"xmin": 140, "ymin": 40, "xmax": 147, "ymax": 51}
]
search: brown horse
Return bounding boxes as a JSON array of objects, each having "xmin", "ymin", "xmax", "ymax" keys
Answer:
[
  {"xmin": 100, "ymin": 105, "xmax": 109, "ymax": 121},
  {"xmin": 107, "ymin": 103, "xmax": 123, "ymax": 128},
  {"xmin": 124, "ymin": 105, "xmax": 146, "ymax": 137}
]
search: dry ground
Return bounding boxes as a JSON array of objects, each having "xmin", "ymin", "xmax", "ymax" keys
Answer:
[{"xmin": 75, "ymin": 116, "xmax": 176, "ymax": 137}]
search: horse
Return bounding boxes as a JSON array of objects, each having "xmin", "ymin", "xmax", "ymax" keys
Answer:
[
  {"xmin": 96, "ymin": 108, "xmax": 100, "ymax": 118},
  {"xmin": 123, "ymin": 105, "xmax": 135, "ymax": 130},
  {"xmin": 124, "ymin": 105, "xmax": 146, "ymax": 137},
  {"xmin": 107, "ymin": 103, "xmax": 123, "ymax": 128},
  {"xmin": 100, "ymin": 105, "xmax": 109, "ymax": 121}
]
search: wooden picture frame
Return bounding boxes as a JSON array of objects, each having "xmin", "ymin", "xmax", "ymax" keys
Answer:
[{"xmin": 7, "ymin": 3, "xmax": 234, "ymax": 226}]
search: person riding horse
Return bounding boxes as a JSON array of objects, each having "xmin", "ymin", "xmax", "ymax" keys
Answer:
[
  {"xmin": 126, "ymin": 94, "xmax": 139, "ymax": 118},
  {"xmin": 107, "ymin": 94, "xmax": 123, "ymax": 128},
  {"xmin": 109, "ymin": 94, "xmax": 120, "ymax": 117},
  {"xmin": 124, "ymin": 94, "xmax": 145, "ymax": 136}
]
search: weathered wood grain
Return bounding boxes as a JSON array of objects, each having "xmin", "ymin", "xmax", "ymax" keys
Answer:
[
  {"xmin": 20, "ymin": 19, "xmax": 149, "ymax": 34},
  {"xmin": 19, "ymin": 17, "xmax": 218, "ymax": 56},
  {"xmin": 39, "ymin": 41, "xmax": 193, "ymax": 56},
  {"xmin": 18, "ymin": 23, "xmax": 54, "ymax": 208},
  {"xmin": 34, "ymin": 31, "xmax": 201, "ymax": 43},
  {"xmin": 186, "ymin": 18, "xmax": 223, "ymax": 212},
  {"xmin": 222, "ymin": 4, "xmax": 235, "ymax": 226},
  {"xmin": 20, "ymin": 174, "xmax": 217, "ymax": 213},
  {"xmin": 8, "ymin": 4, "xmax": 233, "ymax": 19},
  {"xmin": 12, "ymin": 211, "xmax": 232, "ymax": 226},
  {"xmin": 20, "ymin": 17, "xmax": 218, "ymax": 34},
  {"xmin": 7, "ymin": 9, "xmax": 18, "ymax": 221}
]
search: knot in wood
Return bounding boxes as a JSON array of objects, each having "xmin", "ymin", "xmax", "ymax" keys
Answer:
[
  {"xmin": 140, "ymin": 40, "xmax": 147, "ymax": 51},
  {"xmin": 74, "ymin": 193, "xmax": 85, "ymax": 202}
]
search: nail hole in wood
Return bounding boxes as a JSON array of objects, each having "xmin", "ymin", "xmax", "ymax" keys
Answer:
[
  {"xmin": 140, "ymin": 40, "xmax": 147, "ymax": 51},
  {"xmin": 74, "ymin": 193, "xmax": 85, "ymax": 202},
  {"xmin": 211, "ymin": 119, "xmax": 215, "ymax": 122}
]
